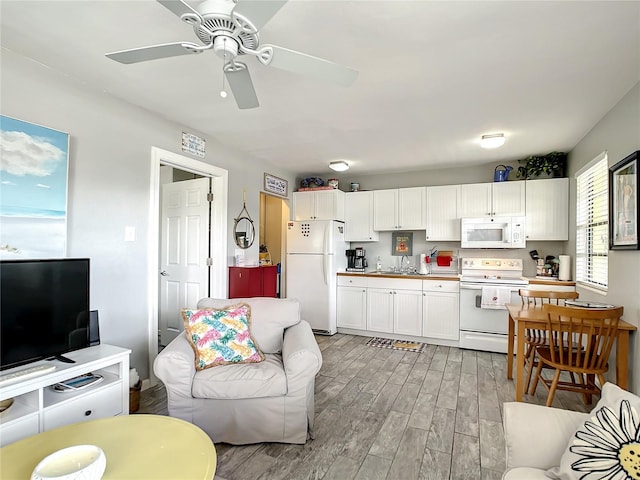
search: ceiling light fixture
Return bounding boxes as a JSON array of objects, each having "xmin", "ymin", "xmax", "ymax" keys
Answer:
[
  {"xmin": 329, "ymin": 161, "xmax": 349, "ymax": 172},
  {"xmin": 480, "ymin": 133, "xmax": 505, "ymax": 149}
]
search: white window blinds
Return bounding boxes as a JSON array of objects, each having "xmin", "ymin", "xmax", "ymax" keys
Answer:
[{"xmin": 575, "ymin": 152, "xmax": 608, "ymax": 290}]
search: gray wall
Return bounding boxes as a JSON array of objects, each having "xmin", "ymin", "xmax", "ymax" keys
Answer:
[
  {"xmin": 567, "ymin": 81, "xmax": 640, "ymax": 393},
  {"xmin": 1, "ymin": 48, "xmax": 295, "ymax": 380}
]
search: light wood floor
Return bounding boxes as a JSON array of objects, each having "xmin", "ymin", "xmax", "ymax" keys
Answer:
[{"xmin": 139, "ymin": 333, "xmax": 596, "ymax": 480}]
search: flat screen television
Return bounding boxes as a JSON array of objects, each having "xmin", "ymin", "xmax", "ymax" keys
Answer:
[{"xmin": 0, "ymin": 258, "xmax": 91, "ymax": 371}]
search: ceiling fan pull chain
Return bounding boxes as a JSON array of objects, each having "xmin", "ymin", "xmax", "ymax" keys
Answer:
[{"xmin": 220, "ymin": 38, "xmax": 228, "ymax": 99}]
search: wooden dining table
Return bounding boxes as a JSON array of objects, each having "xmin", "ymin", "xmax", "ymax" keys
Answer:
[{"xmin": 506, "ymin": 303, "xmax": 637, "ymax": 402}]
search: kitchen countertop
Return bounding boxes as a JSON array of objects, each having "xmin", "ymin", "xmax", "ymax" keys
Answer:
[
  {"xmin": 338, "ymin": 271, "xmax": 461, "ymax": 281},
  {"xmin": 525, "ymin": 277, "xmax": 576, "ymax": 286}
]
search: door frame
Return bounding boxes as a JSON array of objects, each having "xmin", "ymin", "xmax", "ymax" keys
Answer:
[{"xmin": 147, "ymin": 147, "xmax": 228, "ymax": 385}]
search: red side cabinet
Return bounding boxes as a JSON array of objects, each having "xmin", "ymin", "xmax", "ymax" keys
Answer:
[{"xmin": 228, "ymin": 266, "xmax": 278, "ymax": 299}]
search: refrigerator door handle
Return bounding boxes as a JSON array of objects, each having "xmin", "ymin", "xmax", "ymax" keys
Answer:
[{"xmin": 322, "ymin": 223, "xmax": 330, "ymax": 285}]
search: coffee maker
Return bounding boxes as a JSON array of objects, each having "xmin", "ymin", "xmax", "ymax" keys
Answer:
[{"xmin": 346, "ymin": 248, "xmax": 367, "ymax": 272}]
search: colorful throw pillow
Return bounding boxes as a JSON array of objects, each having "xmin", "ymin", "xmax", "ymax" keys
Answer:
[
  {"xmin": 182, "ymin": 303, "xmax": 264, "ymax": 370},
  {"xmin": 547, "ymin": 382, "xmax": 640, "ymax": 479}
]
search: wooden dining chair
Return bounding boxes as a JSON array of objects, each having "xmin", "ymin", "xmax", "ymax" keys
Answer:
[
  {"xmin": 530, "ymin": 304, "xmax": 623, "ymax": 407},
  {"xmin": 518, "ymin": 289, "xmax": 579, "ymax": 396}
]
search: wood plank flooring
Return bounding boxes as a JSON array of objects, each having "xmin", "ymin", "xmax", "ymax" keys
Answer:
[{"xmin": 139, "ymin": 333, "xmax": 596, "ymax": 480}]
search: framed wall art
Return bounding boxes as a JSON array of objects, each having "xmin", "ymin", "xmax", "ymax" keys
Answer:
[
  {"xmin": 264, "ymin": 173, "xmax": 288, "ymax": 197},
  {"xmin": 609, "ymin": 150, "xmax": 638, "ymax": 250},
  {"xmin": 0, "ymin": 115, "xmax": 69, "ymax": 259},
  {"xmin": 392, "ymin": 231, "xmax": 413, "ymax": 256}
]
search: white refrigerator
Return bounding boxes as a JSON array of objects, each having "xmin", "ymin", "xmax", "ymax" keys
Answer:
[{"xmin": 286, "ymin": 220, "xmax": 348, "ymax": 335}]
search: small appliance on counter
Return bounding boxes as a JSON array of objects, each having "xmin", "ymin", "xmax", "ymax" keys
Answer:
[{"xmin": 346, "ymin": 247, "xmax": 367, "ymax": 272}]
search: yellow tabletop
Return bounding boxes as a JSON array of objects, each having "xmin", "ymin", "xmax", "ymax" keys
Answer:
[{"xmin": 0, "ymin": 415, "xmax": 216, "ymax": 480}]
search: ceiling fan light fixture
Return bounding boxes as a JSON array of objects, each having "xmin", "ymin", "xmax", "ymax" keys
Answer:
[
  {"xmin": 329, "ymin": 161, "xmax": 349, "ymax": 172},
  {"xmin": 480, "ymin": 133, "xmax": 505, "ymax": 149}
]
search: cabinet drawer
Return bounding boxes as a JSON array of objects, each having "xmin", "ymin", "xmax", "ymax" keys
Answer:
[
  {"xmin": 423, "ymin": 280, "xmax": 459, "ymax": 293},
  {"xmin": 43, "ymin": 382, "xmax": 123, "ymax": 431},
  {"xmin": 368, "ymin": 277, "xmax": 422, "ymax": 290},
  {"xmin": 0, "ymin": 413, "xmax": 39, "ymax": 447},
  {"xmin": 337, "ymin": 276, "xmax": 368, "ymax": 288}
]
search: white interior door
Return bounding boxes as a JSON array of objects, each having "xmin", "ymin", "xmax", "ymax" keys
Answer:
[{"xmin": 160, "ymin": 177, "xmax": 210, "ymax": 346}]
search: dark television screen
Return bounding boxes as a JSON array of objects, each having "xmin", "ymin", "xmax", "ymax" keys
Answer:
[{"xmin": 0, "ymin": 258, "xmax": 90, "ymax": 371}]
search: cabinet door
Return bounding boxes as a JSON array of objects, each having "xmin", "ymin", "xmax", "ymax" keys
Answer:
[
  {"xmin": 337, "ymin": 286, "xmax": 367, "ymax": 329},
  {"xmin": 314, "ymin": 190, "xmax": 344, "ymax": 221},
  {"xmin": 398, "ymin": 187, "xmax": 426, "ymax": 230},
  {"xmin": 492, "ymin": 181, "xmax": 526, "ymax": 216},
  {"xmin": 292, "ymin": 192, "xmax": 316, "ymax": 220},
  {"xmin": 423, "ymin": 291, "xmax": 459, "ymax": 340},
  {"xmin": 459, "ymin": 183, "xmax": 492, "ymax": 217},
  {"xmin": 393, "ymin": 289, "xmax": 423, "ymax": 336},
  {"xmin": 373, "ymin": 190, "xmax": 398, "ymax": 230},
  {"xmin": 345, "ymin": 191, "xmax": 379, "ymax": 241},
  {"xmin": 367, "ymin": 288, "xmax": 394, "ymax": 333},
  {"xmin": 525, "ymin": 178, "xmax": 569, "ymax": 240},
  {"xmin": 228, "ymin": 267, "xmax": 262, "ymax": 298},
  {"xmin": 261, "ymin": 266, "xmax": 278, "ymax": 297},
  {"xmin": 426, "ymin": 185, "xmax": 460, "ymax": 241}
]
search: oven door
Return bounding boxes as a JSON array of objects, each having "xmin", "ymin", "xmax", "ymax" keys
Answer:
[{"xmin": 459, "ymin": 283, "xmax": 520, "ymax": 334}]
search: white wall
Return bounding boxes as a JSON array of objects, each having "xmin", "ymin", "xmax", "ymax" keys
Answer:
[
  {"xmin": 567, "ymin": 81, "xmax": 640, "ymax": 394},
  {"xmin": 1, "ymin": 48, "xmax": 295, "ymax": 380}
]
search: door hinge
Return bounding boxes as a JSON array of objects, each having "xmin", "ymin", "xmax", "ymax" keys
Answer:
[
  {"xmin": 207, "ymin": 193, "xmax": 214, "ymax": 202},
  {"xmin": 206, "ymin": 257, "xmax": 213, "ymax": 266}
]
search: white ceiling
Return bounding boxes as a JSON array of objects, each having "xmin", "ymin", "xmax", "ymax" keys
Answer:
[{"xmin": 1, "ymin": 1, "xmax": 639, "ymax": 176}]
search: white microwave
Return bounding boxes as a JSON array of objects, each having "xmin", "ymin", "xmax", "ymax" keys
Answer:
[{"xmin": 460, "ymin": 216, "xmax": 526, "ymax": 249}]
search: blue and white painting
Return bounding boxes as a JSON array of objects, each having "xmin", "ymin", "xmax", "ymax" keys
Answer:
[{"xmin": 0, "ymin": 115, "xmax": 69, "ymax": 258}]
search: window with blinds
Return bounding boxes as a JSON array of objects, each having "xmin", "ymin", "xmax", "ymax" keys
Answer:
[{"xmin": 575, "ymin": 152, "xmax": 608, "ymax": 290}]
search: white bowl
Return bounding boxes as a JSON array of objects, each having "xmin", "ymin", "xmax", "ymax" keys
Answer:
[{"xmin": 31, "ymin": 445, "xmax": 106, "ymax": 480}]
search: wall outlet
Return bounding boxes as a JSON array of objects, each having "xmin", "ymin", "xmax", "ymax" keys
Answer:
[{"xmin": 125, "ymin": 226, "xmax": 136, "ymax": 242}]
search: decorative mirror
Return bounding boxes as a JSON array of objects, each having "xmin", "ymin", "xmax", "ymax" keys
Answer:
[{"xmin": 233, "ymin": 193, "xmax": 255, "ymax": 249}]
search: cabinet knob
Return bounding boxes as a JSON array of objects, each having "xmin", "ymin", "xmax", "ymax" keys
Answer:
[{"xmin": 84, "ymin": 410, "xmax": 92, "ymax": 416}]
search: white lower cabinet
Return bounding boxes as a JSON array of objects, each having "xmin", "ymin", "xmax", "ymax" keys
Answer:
[
  {"xmin": 422, "ymin": 280, "xmax": 460, "ymax": 340},
  {"xmin": 337, "ymin": 276, "xmax": 368, "ymax": 330},
  {"xmin": 366, "ymin": 278, "xmax": 422, "ymax": 335}
]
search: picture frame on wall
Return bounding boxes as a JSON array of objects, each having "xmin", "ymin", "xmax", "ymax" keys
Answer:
[
  {"xmin": 264, "ymin": 173, "xmax": 288, "ymax": 197},
  {"xmin": 609, "ymin": 150, "xmax": 638, "ymax": 250},
  {"xmin": 392, "ymin": 231, "xmax": 413, "ymax": 256},
  {"xmin": 0, "ymin": 115, "xmax": 69, "ymax": 259}
]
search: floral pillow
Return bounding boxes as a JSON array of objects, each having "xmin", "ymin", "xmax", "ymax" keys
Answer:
[
  {"xmin": 547, "ymin": 382, "xmax": 640, "ymax": 480},
  {"xmin": 182, "ymin": 303, "xmax": 264, "ymax": 370}
]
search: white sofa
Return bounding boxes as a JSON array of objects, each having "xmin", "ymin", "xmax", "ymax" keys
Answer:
[
  {"xmin": 154, "ymin": 297, "xmax": 323, "ymax": 445},
  {"xmin": 502, "ymin": 402, "xmax": 589, "ymax": 479}
]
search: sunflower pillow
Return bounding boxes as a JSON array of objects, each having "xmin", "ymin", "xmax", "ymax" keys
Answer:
[
  {"xmin": 547, "ymin": 382, "xmax": 640, "ymax": 480},
  {"xmin": 182, "ymin": 304, "xmax": 264, "ymax": 370}
]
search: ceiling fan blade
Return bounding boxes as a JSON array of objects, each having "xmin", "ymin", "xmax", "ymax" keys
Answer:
[
  {"xmin": 225, "ymin": 63, "xmax": 259, "ymax": 109},
  {"xmin": 156, "ymin": 0, "xmax": 202, "ymax": 21},
  {"xmin": 261, "ymin": 45, "xmax": 358, "ymax": 87},
  {"xmin": 105, "ymin": 42, "xmax": 203, "ymax": 64},
  {"xmin": 232, "ymin": 1, "xmax": 288, "ymax": 31}
]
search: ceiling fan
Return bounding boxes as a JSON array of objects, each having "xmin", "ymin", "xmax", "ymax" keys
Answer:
[{"xmin": 105, "ymin": 0, "xmax": 358, "ymax": 109}]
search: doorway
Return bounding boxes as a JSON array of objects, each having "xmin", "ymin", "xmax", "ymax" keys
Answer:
[
  {"xmin": 259, "ymin": 192, "xmax": 290, "ymax": 297},
  {"xmin": 147, "ymin": 147, "xmax": 228, "ymax": 385}
]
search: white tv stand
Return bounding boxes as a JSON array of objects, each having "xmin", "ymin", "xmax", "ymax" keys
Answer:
[{"xmin": 0, "ymin": 344, "xmax": 131, "ymax": 447}]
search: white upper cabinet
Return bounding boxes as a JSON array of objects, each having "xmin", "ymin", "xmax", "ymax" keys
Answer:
[
  {"xmin": 525, "ymin": 178, "xmax": 569, "ymax": 240},
  {"xmin": 344, "ymin": 191, "xmax": 379, "ymax": 241},
  {"xmin": 292, "ymin": 189, "xmax": 345, "ymax": 221},
  {"xmin": 373, "ymin": 187, "xmax": 426, "ymax": 230},
  {"xmin": 425, "ymin": 185, "xmax": 460, "ymax": 241},
  {"xmin": 459, "ymin": 181, "xmax": 525, "ymax": 217}
]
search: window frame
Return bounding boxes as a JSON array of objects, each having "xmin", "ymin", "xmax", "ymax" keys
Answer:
[{"xmin": 575, "ymin": 152, "xmax": 609, "ymax": 292}]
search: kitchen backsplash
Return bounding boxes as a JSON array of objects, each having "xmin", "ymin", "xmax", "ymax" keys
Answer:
[{"xmin": 349, "ymin": 231, "xmax": 567, "ymax": 278}]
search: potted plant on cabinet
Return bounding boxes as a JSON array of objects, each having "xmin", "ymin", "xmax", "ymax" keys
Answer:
[{"xmin": 516, "ymin": 151, "xmax": 567, "ymax": 179}]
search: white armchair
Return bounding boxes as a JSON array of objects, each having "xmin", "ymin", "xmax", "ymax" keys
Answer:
[
  {"xmin": 502, "ymin": 402, "xmax": 589, "ymax": 479},
  {"xmin": 154, "ymin": 297, "xmax": 322, "ymax": 445}
]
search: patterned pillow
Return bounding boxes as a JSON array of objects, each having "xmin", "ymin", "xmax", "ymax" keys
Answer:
[
  {"xmin": 547, "ymin": 382, "xmax": 640, "ymax": 479},
  {"xmin": 182, "ymin": 303, "xmax": 264, "ymax": 370}
]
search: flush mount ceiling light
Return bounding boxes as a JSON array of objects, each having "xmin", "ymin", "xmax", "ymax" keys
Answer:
[
  {"xmin": 480, "ymin": 133, "xmax": 505, "ymax": 149},
  {"xmin": 329, "ymin": 161, "xmax": 349, "ymax": 172}
]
